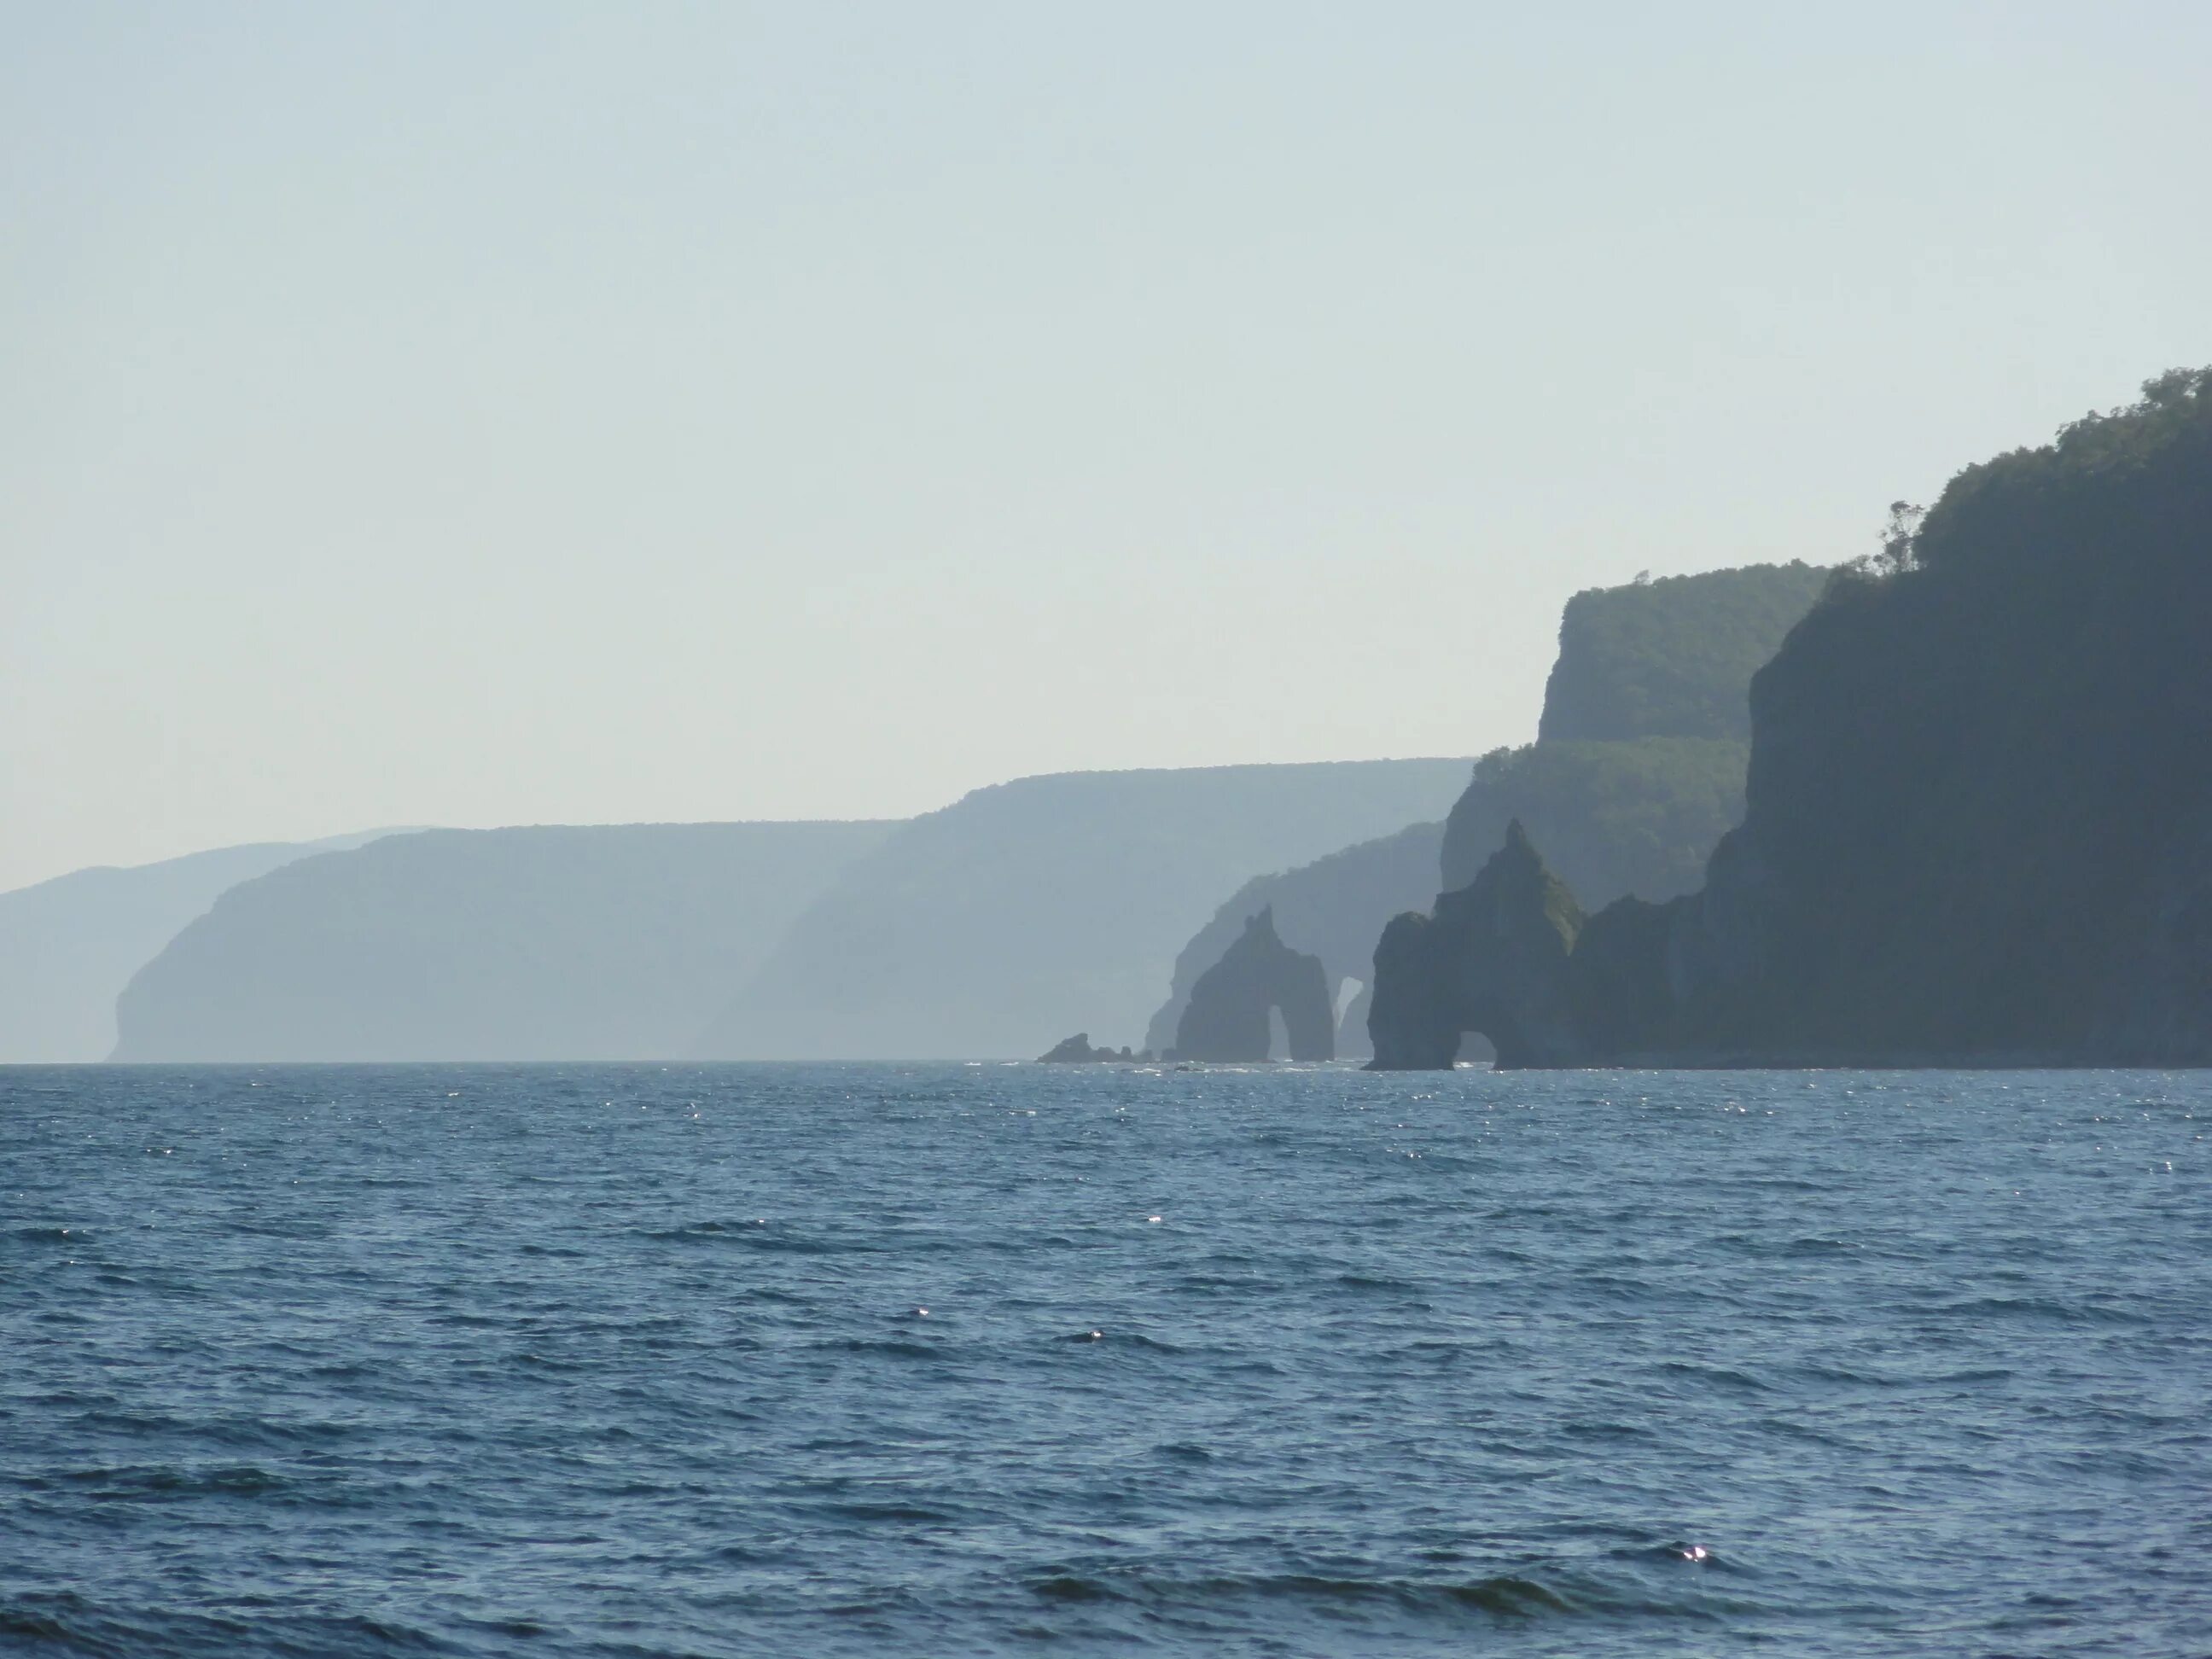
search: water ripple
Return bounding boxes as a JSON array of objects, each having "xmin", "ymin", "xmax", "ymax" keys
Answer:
[{"xmin": 2, "ymin": 1061, "xmax": 2207, "ymax": 1657}]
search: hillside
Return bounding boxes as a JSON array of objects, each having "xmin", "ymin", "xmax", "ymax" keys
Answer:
[
  {"xmin": 1537, "ymin": 562, "xmax": 1831, "ymax": 743},
  {"xmin": 0, "ymin": 832, "xmax": 398, "ymax": 1062},
  {"xmin": 111, "ymin": 822, "xmax": 894, "ymax": 1062},
  {"xmin": 695, "ymin": 760, "xmax": 1474, "ymax": 1059}
]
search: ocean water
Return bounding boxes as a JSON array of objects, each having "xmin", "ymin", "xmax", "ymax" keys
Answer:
[{"xmin": 2, "ymin": 1064, "xmax": 2205, "ymax": 1657}]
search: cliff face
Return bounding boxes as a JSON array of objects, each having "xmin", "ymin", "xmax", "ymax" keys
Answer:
[
  {"xmin": 1387, "ymin": 370, "xmax": 2212, "ymax": 1068},
  {"xmin": 1436, "ymin": 737, "xmax": 1748, "ymax": 899},
  {"xmin": 1642, "ymin": 370, "xmax": 2212, "ymax": 1063},
  {"xmin": 1366, "ymin": 823, "xmax": 1586, "ymax": 1069},
  {"xmin": 1441, "ymin": 562, "xmax": 1832, "ymax": 896},
  {"xmin": 112, "ymin": 823, "xmax": 894, "ymax": 1061},
  {"xmin": 0, "ymin": 830, "xmax": 399, "ymax": 1062},
  {"xmin": 1537, "ymin": 562, "xmax": 1831, "ymax": 744},
  {"xmin": 1171, "ymin": 907, "xmax": 1334, "ymax": 1062},
  {"xmin": 1152, "ymin": 566, "xmax": 1827, "ymax": 1068}
]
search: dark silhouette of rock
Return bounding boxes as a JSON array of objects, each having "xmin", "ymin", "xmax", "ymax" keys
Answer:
[
  {"xmin": 1143, "ymin": 822, "xmax": 1443, "ymax": 1062},
  {"xmin": 1573, "ymin": 370, "xmax": 2212, "ymax": 1065},
  {"xmin": 1365, "ymin": 911, "xmax": 1463, "ymax": 1069},
  {"xmin": 1172, "ymin": 907, "xmax": 1335, "ymax": 1062},
  {"xmin": 1147, "ymin": 566, "xmax": 1826, "ymax": 1068},
  {"xmin": 1376, "ymin": 369, "xmax": 2212, "ymax": 1068},
  {"xmin": 1037, "ymin": 1033, "xmax": 1144, "ymax": 1062},
  {"xmin": 1365, "ymin": 823, "xmax": 1585, "ymax": 1068}
]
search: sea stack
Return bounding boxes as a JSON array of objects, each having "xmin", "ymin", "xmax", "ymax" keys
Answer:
[{"xmin": 1171, "ymin": 907, "xmax": 1335, "ymax": 1062}]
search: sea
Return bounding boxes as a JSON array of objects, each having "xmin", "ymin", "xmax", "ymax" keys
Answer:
[{"xmin": 1, "ymin": 1063, "xmax": 2205, "ymax": 1657}]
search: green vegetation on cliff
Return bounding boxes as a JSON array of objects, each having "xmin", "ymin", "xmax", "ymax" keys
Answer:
[
  {"xmin": 1437, "ymin": 737, "xmax": 1749, "ymax": 899},
  {"xmin": 1538, "ymin": 562, "xmax": 1831, "ymax": 743},
  {"xmin": 1151, "ymin": 564, "xmax": 1825, "ymax": 1062},
  {"xmin": 1386, "ymin": 368, "xmax": 2212, "ymax": 1067},
  {"xmin": 1442, "ymin": 562, "xmax": 1831, "ymax": 896},
  {"xmin": 1676, "ymin": 367, "xmax": 2212, "ymax": 1059}
]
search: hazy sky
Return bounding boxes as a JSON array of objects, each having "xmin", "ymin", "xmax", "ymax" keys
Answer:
[{"xmin": 4, "ymin": 2, "xmax": 2207, "ymax": 891}]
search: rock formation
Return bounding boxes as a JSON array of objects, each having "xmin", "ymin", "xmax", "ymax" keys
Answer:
[
  {"xmin": 1171, "ymin": 907, "xmax": 1335, "ymax": 1062},
  {"xmin": 1037, "ymin": 1033, "xmax": 1144, "ymax": 1062},
  {"xmin": 1145, "ymin": 563, "xmax": 1827, "ymax": 1069},
  {"xmin": 1143, "ymin": 822, "xmax": 1444, "ymax": 1061},
  {"xmin": 1366, "ymin": 822, "xmax": 1586, "ymax": 1068},
  {"xmin": 0, "ymin": 830, "xmax": 400, "ymax": 1063}
]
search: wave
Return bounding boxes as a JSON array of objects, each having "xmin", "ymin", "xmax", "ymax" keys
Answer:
[{"xmin": 1024, "ymin": 1568, "xmax": 1607, "ymax": 1621}]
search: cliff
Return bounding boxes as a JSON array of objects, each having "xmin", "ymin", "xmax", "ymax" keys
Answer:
[
  {"xmin": 111, "ymin": 822, "xmax": 894, "ymax": 1061},
  {"xmin": 0, "ymin": 830, "xmax": 399, "ymax": 1062},
  {"xmin": 1367, "ymin": 822, "xmax": 1585, "ymax": 1069},
  {"xmin": 1438, "ymin": 561, "xmax": 1833, "ymax": 897},
  {"xmin": 1170, "ymin": 908, "xmax": 1334, "ymax": 1062},
  {"xmin": 1537, "ymin": 562, "xmax": 1831, "ymax": 744},
  {"xmin": 1382, "ymin": 369, "xmax": 2212, "ymax": 1068},
  {"xmin": 1150, "ymin": 565, "xmax": 1824, "ymax": 1064},
  {"xmin": 693, "ymin": 759, "xmax": 1473, "ymax": 1059},
  {"xmin": 1640, "ymin": 368, "xmax": 2212, "ymax": 1063},
  {"xmin": 1435, "ymin": 737, "xmax": 1749, "ymax": 899}
]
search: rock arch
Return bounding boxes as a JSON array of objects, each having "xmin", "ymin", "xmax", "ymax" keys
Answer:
[{"xmin": 1171, "ymin": 907, "xmax": 1335, "ymax": 1062}]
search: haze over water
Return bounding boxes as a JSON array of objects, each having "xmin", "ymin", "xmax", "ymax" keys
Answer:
[{"xmin": 3, "ymin": 1063, "xmax": 2203, "ymax": 1656}]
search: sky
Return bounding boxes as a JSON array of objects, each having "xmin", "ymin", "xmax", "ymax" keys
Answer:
[{"xmin": 3, "ymin": 1, "xmax": 2208, "ymax": 892}]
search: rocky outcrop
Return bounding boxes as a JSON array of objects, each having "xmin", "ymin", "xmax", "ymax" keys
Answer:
[
  {"xmin": 1607, "ymin": 370, "xmax": 2212, "ymax": 1065},
  {"xmin": 1143, "ymin": 822, "xmax": 1444, "ymax": 1061},
  {"xmin": 1037, "ymin": 1033, "xmax": 1146, "ymax": 1062},
  {"xmin": 1171, "ymin": 908, "xmax": 1335, "ymax": 1062},
  {"xmin": 1366, "ymin": 822, "xmax": 1586, "ymax": 1068}
]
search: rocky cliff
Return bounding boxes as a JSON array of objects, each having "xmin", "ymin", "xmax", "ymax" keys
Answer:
[
  {"xmin": 1366, "ymin": 823, "xmax": 1586, "ymax": 1069},
  {"xmin": 0, "ymin": 830, "xmax": 402, "ymax": 1062},
  {"xmin": 1640, "ymin": 368, "xmax": 2212, "ymax": 1064},
  {"xmin": 1377, "ymin": 369, "xmax": 2212, "ymax": 1068},
  {"xmin": 1170, "ymin": 908, "xmax": 1335, "ymax": 1062},
  {"xmin": 112, "ymin": 822, "xmax": 894, "ymax": 1061},
  {"xmin": 1537, "ymin": 562, "xmax": 1830, "ymax": 744},
  {"xmin": 1150, "ymin": 565, "xmax": 1825, "ymax": 1067}
]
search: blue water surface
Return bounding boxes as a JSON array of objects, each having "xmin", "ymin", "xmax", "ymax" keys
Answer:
[{"xmin": 2, "ymin": 1063, "xmax": 2206, "ymax": 1656}]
